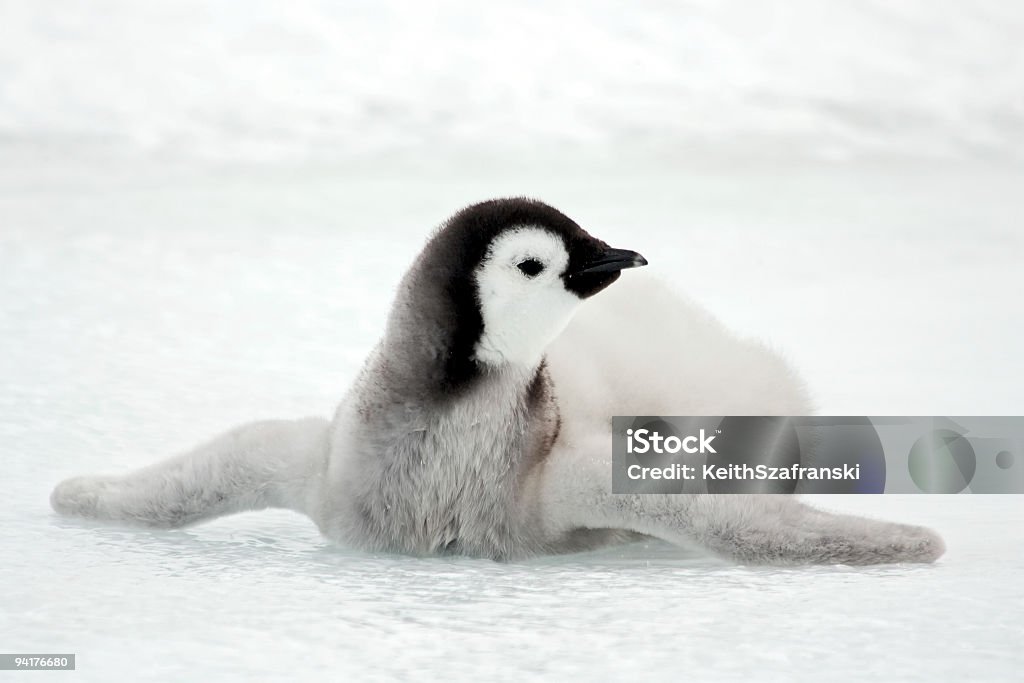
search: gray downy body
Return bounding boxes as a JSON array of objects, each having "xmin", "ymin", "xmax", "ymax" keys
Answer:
[{"xmin": 315, "ymin": 213, "xmax": 636, "ymax": 558}]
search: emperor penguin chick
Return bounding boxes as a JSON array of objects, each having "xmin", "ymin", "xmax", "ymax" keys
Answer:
[{"xmin": 51, "ymin": 198, "xmax": 945, "ymax": 566}]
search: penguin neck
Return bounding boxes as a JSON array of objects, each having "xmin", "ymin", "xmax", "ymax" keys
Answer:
[
  {"xmin": 380, "ymin": 262, "xmax": 556, "ymax": 398},
  {"xmin": 378, "ymin": 322, "xmax": 548, "ymax": 406}
]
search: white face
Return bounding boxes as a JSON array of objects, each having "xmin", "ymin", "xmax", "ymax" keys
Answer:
[{"xmin": 473, "ymin": 226, "xmax": 582, "ymax": 369}]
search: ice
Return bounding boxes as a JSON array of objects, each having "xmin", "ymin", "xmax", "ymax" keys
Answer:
[{"xmin": 2, "ymin": 157, "xmax": 1023, "ymax": 681}]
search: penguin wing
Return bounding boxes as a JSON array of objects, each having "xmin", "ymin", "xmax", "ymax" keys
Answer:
[
  {"xmin": 533, "ymin": 430, "xmax": 945, "ymax": 565},
  {"xmin": 544, "ymin": 271, "xmax": 812, "ymax": 421}
]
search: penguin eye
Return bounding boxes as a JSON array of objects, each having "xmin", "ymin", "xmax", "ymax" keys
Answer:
[{"xmin": 516, "ymin": 258, "xmax": 545, "ymax": 278}]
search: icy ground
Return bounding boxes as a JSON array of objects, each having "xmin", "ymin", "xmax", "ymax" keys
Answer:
[{"xmin": 1, "ymin": 153, "xmax": 1022, "ymax": 681}]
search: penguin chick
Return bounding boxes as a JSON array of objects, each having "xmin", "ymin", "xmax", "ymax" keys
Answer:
[{"xmin": 51, "ymin": 198, "xmax": 945, "ymax": 566}]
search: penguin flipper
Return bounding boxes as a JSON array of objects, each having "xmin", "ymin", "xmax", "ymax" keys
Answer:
[
  {"xmin": 50, "ymin": 418, "xmax": 329, "ymax": 528},
  {"xmin": 666, "ymin": 496, "xmax": 946, "ymax": 565},
  {"xmin": 536, "ymin": 441, "xmax": 945, "ymax": 565}
]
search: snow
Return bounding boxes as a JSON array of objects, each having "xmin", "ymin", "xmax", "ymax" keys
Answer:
[
  {"xmin": 1, "ymin": 497, "xmax": 1020, "ymax": 682},
  {"xmin": 2, "ymin": 1, "xmax": 1024, "ymax": 680},
  {"xmin": 3, "ymin": 157, "xmax": 1022, "ymax": 682}
]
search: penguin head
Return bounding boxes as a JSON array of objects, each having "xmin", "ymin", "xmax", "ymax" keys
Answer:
[
  {"xmin": 471, "ymin": 220, "xmax": 646, "ymax": 369},
  {"xmin": 398, "ymin": 198, "xmax": 646, "ymax": 392}
]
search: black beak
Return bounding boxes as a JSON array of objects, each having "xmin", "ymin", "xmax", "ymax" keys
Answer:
[{"xmin": 574, "ymin": 248, "xmax": 648, "ymax": 274}]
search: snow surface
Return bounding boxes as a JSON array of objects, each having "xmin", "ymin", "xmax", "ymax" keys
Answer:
[{"xmin": 2, "ymin": 1, "xmax": 1024, "ymax": 681}]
